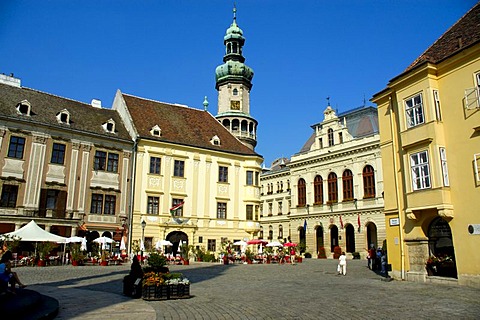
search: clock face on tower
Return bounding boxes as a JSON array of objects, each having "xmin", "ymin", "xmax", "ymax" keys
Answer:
[{"xmin": 230, "ymin": 100, "xmax": 240, "ymax": 110}]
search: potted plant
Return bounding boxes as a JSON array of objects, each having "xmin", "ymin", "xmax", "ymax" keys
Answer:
[
  {"xmin": 70, "ymin": 243, "xmax": 84, "ymax": 266},
  {"xmin": 245, "ymin": 248, "xmax": 254, "ymax": 264},
  {"xmin": 317, "ymin": 247, "xmax": 327, "ymax": 259},
  {"xmin": 37, "ymin": 242, "xmax": 55, "ymax": 266},
  {"xmin": 333, "ymin": 246, "xmax": 342, "ymax": 259},
  {"xmin": 100, "ymin": 250, "xmax": 109, "ymax": 266},
  {"xmin": 180, "ymin": 244, "xmax": 192, "ymax": 265}
]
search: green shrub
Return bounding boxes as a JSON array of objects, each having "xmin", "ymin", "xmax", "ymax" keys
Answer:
[
  {"xmin": 304, "ymin": 252, "xmax": 312, "ymax": 258},
  {"xmin": 145, "ymin": 252, "xmax": 167, "ymax": 272}
]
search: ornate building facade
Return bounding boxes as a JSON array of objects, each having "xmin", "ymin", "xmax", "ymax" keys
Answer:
[
  {"xmin": 0, "ymin": 75, "xmax": 133, "ymax": 246},
  {"xmin": 260, "ymin": 105, "xmax": 386, "ymax": 258},
  {"xmin": 372, "ymin": 3, "xmax": 480, "ymax": 287},
  {"xmin": 114, "ymin": 10, "xmax": 262, "ymax": 255}
]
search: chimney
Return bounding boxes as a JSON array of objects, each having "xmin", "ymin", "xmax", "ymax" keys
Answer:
[
  {"xmin": 91, "ymin": 99, "xmax": 102, "ymax": 108},
  {"xmin": 0, "ymin": 73, "xmax": 21, "ymax": 87}
]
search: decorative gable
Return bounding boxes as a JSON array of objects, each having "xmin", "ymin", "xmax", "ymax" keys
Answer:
[
  {"xmin": 56, "ymin": 109, "xmax": 71, "ymax": 125},
  {"xmin": 102, "ymin": 118, "xmax": 116, "ymax": 133},
  {"xmin": 150, "ymin": 125, "xmax": 161, "ymax": 137},
  {"xmin": 16, "ymin": 99, "xmax": 32, "ymax": 116},
  {"xmin": 210, "ymin": 135, "xmax": 221, "ymax": 146}
]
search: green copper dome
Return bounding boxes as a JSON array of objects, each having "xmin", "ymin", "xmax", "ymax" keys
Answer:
[
  {"xmin": 224, "ymin": 20, "xmax": 244, "ymax": 41},
  {"xmin": 215, "ymin": 60, "xmax": 254, "ymax": 83}
]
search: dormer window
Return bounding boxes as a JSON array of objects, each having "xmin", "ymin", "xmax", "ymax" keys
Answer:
[
  {"xmin": 16, "ymin": 100, "xmax": 31, "ymax": 116},
  {"xmin": 233, "ymin": 88, "xmax": 238, "ymax": 96},
  {"xmin": 210, "ymin": 135, "xmax": 221, "ymax": 146},
  {"xmin": 150, "ymin": 125, "xmax": 161, "ymax": 137},
  {"xmin": 56, "ymin": 109, "xmax": 71, "ymax": 124},
  {"xmin": 102, "ymin": 119, "xmax": 116, "ymax": 133}
]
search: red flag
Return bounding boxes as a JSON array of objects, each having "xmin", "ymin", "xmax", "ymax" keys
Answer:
[
  {"xmin": 339, "ymin": 215, "xmax": 343, "ymax": 228},
  {"xmin": 358, "ymin": 214, "xmax": 361, "ymax": 228}
]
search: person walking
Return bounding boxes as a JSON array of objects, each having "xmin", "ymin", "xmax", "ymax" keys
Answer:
[{"xmin": 338, "ymin": 251, "xmax": 347, "ymax": 275}]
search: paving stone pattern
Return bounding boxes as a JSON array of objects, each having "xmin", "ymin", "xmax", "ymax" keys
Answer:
[{"xmin": 15, "ymin": 259, "xmax": 480, "ymax": 319}]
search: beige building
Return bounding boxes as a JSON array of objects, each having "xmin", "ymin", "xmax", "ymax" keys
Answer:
[
  {"xmin": 113, "ymin": 11, "xmax": 263, "ymax": 256},
  {"xmin": 372, "ymin": 3, "xmax": 480, "ymax": 287},
  {"xmin": 261, "ymin": 105, "xmax": 386, "ymax": 258},
  {"xmin": 0, "ymin": 75, "xmax": 133, "ymax": 247}
]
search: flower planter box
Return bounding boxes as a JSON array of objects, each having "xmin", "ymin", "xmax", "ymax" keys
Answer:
[
  {"xmin": 168, "ymin": 284, "xmax": 190, "ymax": 299},
  {"xmin": 142, "ymin": 285, "xmax": 169, "ymax": 301},
  {"xmin": 142, "ymin": 284, "xmax": 190, "ymax": 300}
]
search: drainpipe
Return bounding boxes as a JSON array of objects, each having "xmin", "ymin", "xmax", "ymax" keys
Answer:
[
  {"xmin": 127, "ymin": 138, "xmax": 138, "ymax": 256},
  {"xmin": 389, "ymin": 95, "xmax": 405, "ymax": 280}
]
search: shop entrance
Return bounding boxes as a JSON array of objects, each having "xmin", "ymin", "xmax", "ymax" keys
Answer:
[{"xmin": 427, "ymin": 217, "xmax": 457, "ymax": 278}]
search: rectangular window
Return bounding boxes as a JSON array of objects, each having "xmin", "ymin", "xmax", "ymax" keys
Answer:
[
  {"xmin": 433, "ymin": 90, "xmax": 442, "ymax": 121},
  {"xmin": 405, "ymin": 93, "xmax": 425, "ymax": 128},
  {"xmin": 410, "ymin": 151, "xmax": 431, "ymax": 190},
  {"xmin": 107, "ymin": 153, "xmax": 119, "ymax": 172},
  {"xmin": 246, "ymin": 171, "xmax": 254, "ymax": 185},
  {"xmin": 338, "ymin": 132, "xmax": 343, "ymax": 144},
  {"xmin": 0, "ymin": 185, "xmax": 18, "ymax": 207},
  {"xmin": 319, "ymin": 138, "xmax": 323, "ymax": 149},
  {"xmin": 46, "ymin": 190, "xmax": 59, "ymax": 209},
  {"xmin": 207, "ymin": 239, "xmax": 216, "ymax": 252},
  {"xmin": 171, "ymin": 198, "xmax": 183, "ymax": 217},
  {"xmin": 90, "ymin": 194, "xmax": 103, "ymax": 214},
  {"xmin": 8, "ymin": 136, "xmax": 25, "ymax": 159},
  {"xmin": 104, "ymin": 195, "xmax": 116, "ymax": 215},
  {"xmin": 268, "ymin": 203, "xmax": 273, "ymax": 216},
  {"xmin": 147, "ymin": 196, "xmax": 159, "ymax": 214},
  {"xmin": 439, "ymin": 147, "xmax": 449, "ymax": 187},
  {"xmin": 51, "ymin": 143, "xmax": 66, "ymax": 164},
  {"xmin": 218, "ymin": 166, "xmax": 228, "ymax": 182},
  {"xmin": 475, "ymin": 153, "xmax": 480, "ymax": 182},
  {"xmin": 217, "ymin": 202, "xmax": 227, "ymax": 219},
  {"xmin": 174, "ymin": 160, "xmax": 184, "ymax": 177},
  {"xmin": 278, "ymin": 201, "xmax": 283, "ymax": 215},
  {"xmin": 94, "ymin": 151, "xmax": 107, "ymax": 171},
  {"xmin": 150, "ymin": 157, "xmax": 161, "ymax": 174},
  {"xmin": 246, "ymin": 204, "xmax": 253, "ymax": 220}
]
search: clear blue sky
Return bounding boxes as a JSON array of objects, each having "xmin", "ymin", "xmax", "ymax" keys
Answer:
[{"xmin": 1, "ymin": 1, "xmax": 476, "ymax": 166}]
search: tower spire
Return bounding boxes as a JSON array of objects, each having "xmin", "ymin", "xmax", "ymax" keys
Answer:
[{"xmin": 233, "ymin": 2, "xmax": 237, "ymax": 21}]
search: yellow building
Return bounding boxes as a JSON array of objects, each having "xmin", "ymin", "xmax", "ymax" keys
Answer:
[
  {"xmin": 113, "ymin": 10, "xmax": 263, "ymax": 257},
  {"xmin": 372, "ymin": 3, "xmax": 480, "ymax": 287}
]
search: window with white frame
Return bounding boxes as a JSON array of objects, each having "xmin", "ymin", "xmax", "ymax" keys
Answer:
[
  {"xmin": 439, "ymin": 147, "xmax": 449, "ymax": 187},
  {"xmin": 147, "ymin": 196, "xmax": 159, "ymax": 214},
  {"xmin": 433, "ymin": 90, "xmax": 442, "ymax": 121},
  {"xmin": 405, "ymin": 93, "xmax": 425, "ymax": 128},
  {"xmin": 474, "ymin": 153, "xmax": 480, "ymax": 182},
  {"xmin": 217, "ymin": 202, "xmax": 227, "ymax": 219},
  {"xmin": 410, "ymin": 150, "xmax": 431, "ymax": 190}
]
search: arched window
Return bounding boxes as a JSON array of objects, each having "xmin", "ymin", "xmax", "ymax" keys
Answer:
[
  {"xmin": 268, "ymin": 225, "xmax": 273, "ymax": 240},
  {"xmin": 342, "ymin": 169, "xmax": 354, "ymax": 201},
  {"xmin": 363, "ymin": 165, "xmax": 376, "ymax": 198},
  {"xmin": 328, "ymin": 128, "xmax": 334, "ymax": 146},
  {"xmin": 327, "ymin": 172, "xmax": 338, "ymax": 203},
  {"xmin": 314, "ymin": 175, "xmax": 323, "ymax": 205},
  {"xmin": 297, "ymin": 178, "xmax": 306, "ymax": 207},
  {"xmin": 233, "ymin": 88, "xmax": 238, "ymax": 95}
]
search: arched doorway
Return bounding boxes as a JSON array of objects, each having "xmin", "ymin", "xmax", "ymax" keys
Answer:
[
  {"xmin": 330, "ymin": 225, "xmax": 339, "ymax": 252},
  {"xmin": 366, "ymin": 222, "xmax": 378, "ymax": 248},
  {"xmin": 316, "ymin": 225, "xmax": 324, "ymax": 254},
  {"xmin": 166, "ymin": 231, "xmax": 188, "ymax": 255},
  {"xmin": 428, "ymin": 217, "xmax": 457, "ymax": 278},
  {"xmin": 345, "ymin": 224, "xmax": 355, "ymax": 253}
]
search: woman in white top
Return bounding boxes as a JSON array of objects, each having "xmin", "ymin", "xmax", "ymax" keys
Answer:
[{"xmin": 338, "ymin": 252, "xmax": 347, "ymax": 275}]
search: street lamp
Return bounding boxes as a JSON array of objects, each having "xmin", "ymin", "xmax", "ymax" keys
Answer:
[{"xmin": 141, "ymin": 219, "xmax": 146, "ymax": 260}]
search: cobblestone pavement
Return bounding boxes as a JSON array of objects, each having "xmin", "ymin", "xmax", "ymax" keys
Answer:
[{"xmin": 15, "ymin": 259, "xmax": 480, "ymax": 320}]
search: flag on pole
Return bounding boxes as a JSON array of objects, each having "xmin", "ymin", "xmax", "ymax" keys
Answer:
[
  {"xmin": 339, "ymin": 215, "xmax": 344, "ymax": 228},
  {"xmin": 357, "ymin": 214, "xmax": 361, "ymax": 228},
  {"xmin": 170, "ymin": 201, "xmax": 184, "ymax": 216},
  {"xmin": 303, "ymin": 219, "xmax": 307, "ymax": 232}
]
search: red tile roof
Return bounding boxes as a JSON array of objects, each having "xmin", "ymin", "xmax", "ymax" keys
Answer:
[
  {"xmin": 122, "ymin": 93, "xmax": 259, "ymax": 156},
  {"xmin": 405, "ymin": 2, "xmax": 480, "ymax": 72}
]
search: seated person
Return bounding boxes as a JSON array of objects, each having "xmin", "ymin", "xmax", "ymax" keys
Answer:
[
  {"xmin": 0, "ymin": 251, "xmax": 26, "ymax": 293},
  {"xmin": 123, "ymin": 256, "xmax": 143, "ymax": 297}
]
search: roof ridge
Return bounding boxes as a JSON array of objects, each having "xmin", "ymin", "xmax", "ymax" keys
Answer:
[
  {"xmin": 20, "ymin": 86, "xmax": 99, "ymax": 108},
  {"xmin": 122, "ymin": 92, "xmax": 192, "ymax": 109},
  {"xmin": 405, "ymin": 2, "xmax": 480, "ymax": 72}
]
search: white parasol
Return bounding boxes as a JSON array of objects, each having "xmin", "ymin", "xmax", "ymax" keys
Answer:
[
  {"xmin": 80, "ymin": 237, "xmax": 87, "ymax": 251},
  {"xmin": 93, "ymin": 236, "xmax": 115, "ymax": 250},
  {"xmin": 266, "ymin": 241, "xmax": 283, "ymax": 247},
  {"xmin": 120, "ymin": 237, "xmax": 126, "ymax": 251},
  {"xmin": 155, "ymin": 239, "xmax": 173, "ymax": 250}
]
